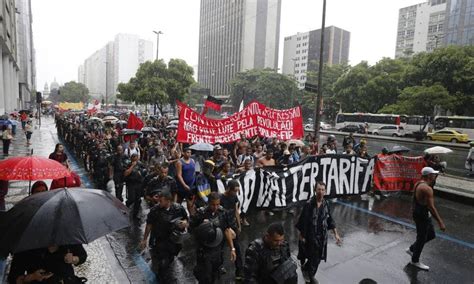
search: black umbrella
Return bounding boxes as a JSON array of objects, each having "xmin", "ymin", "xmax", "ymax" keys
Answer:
[
  {"xmin": 121, "ymin": 129, "xmax": 142, "ymax": 136},
  {"xmin": 141, "ymin": 126, "xmax": 159, "ymax": 133},
  {"xmin": 389, "ymin": 145, "xmax": 411, "ymax": 154},
  {"xmin": 0, "ymin": 188, "xmax": 129, "ymax": 253}
]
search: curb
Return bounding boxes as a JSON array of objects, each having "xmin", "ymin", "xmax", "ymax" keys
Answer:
[{"xmin": 434, "ymin": 186, "xmax": 474, "ymax": 205}]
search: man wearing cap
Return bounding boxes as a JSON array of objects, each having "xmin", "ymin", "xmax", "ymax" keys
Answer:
[
  {"xmin": 191, "ymin": 192, "xmax": 237, "ymax": 283},
  {"xmin": 144, "ymin": 164, "xmax": 177, "ymax": 204},
  {"xmin": 140, "ymin": 190, "xmax": 188, "ymax": 282},
  {"xmin": 407, "ymin": 167, "xmax": 446, "ymax": 270}
]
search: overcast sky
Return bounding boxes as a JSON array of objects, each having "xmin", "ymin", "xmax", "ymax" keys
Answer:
[{"xmin": 32, "ymin": 0, "xmax": 423, "ymax": 89}]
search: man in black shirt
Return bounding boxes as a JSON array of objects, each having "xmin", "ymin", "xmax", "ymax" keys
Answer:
[
  {"xmin": 140, "ymin": 190, "xmax": 188, "ymax": 282},
  {"xmin": 108, "ymin": 145, "xmax": 128, "ymax": 202},
  {"xmin": 144, "ymin": 164, "xmax": 178, "ymax": 203},
  {"xmin": 243, "ymin": 223, "xmax": 297, "ymax": 284},
  {"xmin": 220, "ymin": 180, "xmax": 243, "ymax": 280},
  {"xmin": 191, "ymin": 192, "xmax": 237, "ymax": 283},
  {"xmin": 124, "ymin": 153, "xmax": 146, "ymax": 219}
]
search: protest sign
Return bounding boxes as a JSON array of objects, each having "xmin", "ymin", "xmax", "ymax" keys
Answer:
[{"xmin": 373, "ymin": 154, "xmax": 426, "ymax": 191}]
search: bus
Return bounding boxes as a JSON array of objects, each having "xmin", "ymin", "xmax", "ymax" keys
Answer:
[
  {"xmin": 335, "ymin": 113, "xmax": 403, "ymax": 133},
  {"xmin": 403, "ymin": 115, "xmax": 429, "ymax": 136},
  {"xmin": 434, "ymin": 116, "xmax": 474, "ymax": 140}
]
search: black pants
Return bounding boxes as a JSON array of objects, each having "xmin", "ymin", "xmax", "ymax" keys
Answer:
[
  {"xmin": 410, "ymin": 217, "xmax": 436, "ymax": 263},
  {"xmin": 299, "ymin": 241, "xmax": 322, "ymax": 279},
  {"xmin": 126, "ymin": 183, "xmax": 143, "ymax": 217},
  {"xmin": 194, "ymin": 248, "xmax": 223, "ymax": 284},
  {"xmin": 151, "ymin": 247, "xmax": 176, "ymax": 282},
  {"xmin": 233, "ymin": 237, "xmax": 243, "ymax": 274},
  {"xmin": 114, "ymin": 176, "xmax": 124, "ymax": 201},
  {"xmin": 2, "ymin": 139, "xmax": 11, "ymax": 155}
]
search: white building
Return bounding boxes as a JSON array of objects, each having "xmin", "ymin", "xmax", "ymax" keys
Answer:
[
  {"xmin": 198, "ymin": 0, "xmax": 282, "ymax": 97},
  {"xmin": 0, "ymin": 0, "xmax": 19, "ymax": 114},
  {"xmin": 79, "ymin": 34, "xmax": 153, "ymax": 101},
  {"xmin": 282, "ymin": 26, "xmax": 350, "ymax": 88},
  {"xmin": 395, "ymin": 0, "xmax": 447, "ymax": 58},
  {"xmin": 16, "ymin": 0, "xmax": 36, "ymax": 109}
]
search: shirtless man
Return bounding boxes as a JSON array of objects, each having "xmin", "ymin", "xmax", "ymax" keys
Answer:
[
  {"xmin": 407, "ymin": 167, "xmax": 446, "ymax": 271},
  {"xmin": 256, "ymin": 150, "xmax": 276, "ymax": 167}
]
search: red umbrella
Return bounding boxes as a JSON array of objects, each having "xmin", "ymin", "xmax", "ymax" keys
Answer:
[{"xmin": 0, "ymin": 156, "xmax": 71, "ymax": 181}]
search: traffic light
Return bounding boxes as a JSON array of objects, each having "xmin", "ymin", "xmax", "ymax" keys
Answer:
[{"xmin": 36, "ymin": 92, "xmax": 42, "ymax": 103}]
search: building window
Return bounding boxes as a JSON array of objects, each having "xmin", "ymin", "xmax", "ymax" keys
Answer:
[
  {"xmin": 296, "ymin": 43, "xmax": 301, "ymax": 47},
  {"xmin": 302, "ymin": 49, "xmax": 307, "ymax": 53},
  {"xmin": 296, "ymin": 50, "xmax": 300, "ymax": 54},
  {"xmin": 301, "ymin": 63, "xmax": 306, "ymax": 66},
  {"xmin": 297, "ymin": 37, "xmax": 301, "ymax": 41}
]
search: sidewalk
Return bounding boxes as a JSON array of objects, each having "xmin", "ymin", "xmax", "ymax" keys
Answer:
[
  {"xmin": 435, "ymin": 174, "xmax": 474, "ymax": 203},
  {"xmin": 1, "ymin": 118, "xmax": 129, "ymax": 283}
]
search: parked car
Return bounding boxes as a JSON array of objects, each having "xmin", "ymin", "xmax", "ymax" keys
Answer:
[
  {"xmin": 372, "ymin": 125, "xmax": 405, "ymax": 137},
  {"xmin": 338, "ymin": 124, "xmax": 364, "ymax": 133},
  {"xmin": 427, "ymin": 129, "xmax": 469, "ymax": 143}
]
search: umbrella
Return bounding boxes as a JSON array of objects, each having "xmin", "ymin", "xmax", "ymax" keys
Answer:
[
  {"xmin": 141, "ymin": 126, "xmax": 159, "ymax": 133},
  {"xmin": 86, "ymin": 117, "xmax": 102, "ymax": 123},
  {"xmin": 19, "ymin": 109, "xmax": 31, "ymax": 114},
  {"xmin": 189, "ymin": 143, "xmax": 214, "ymax": 152},
  {"xmin": 286, "ymin": 139, "xmax": 305, "ymax": 147},
  {"xmin": 0, "ymin": 156, "xmax": 70, "ymax": 181},
  {"xmin": 424, "ymin": 146, "xmax": 453, "ymax": 155},
  {"xmin": 116, "ymin": 120, "xmax": 127, "ymax": 125},
  {"xmin": 0, "ymin": 188, "xmax": 129, "ymax": 253},
  {"xmin": 121, "ymin": 129, "xmax": 142, "ymax": 136},
  {"xmin": 102, "ymin": 116, "xmax": 118, "ymax": 122},
  {"xmin": 41, "ymin": 100, "xmax": 53, "ymax": 105},
  {"xmin": 166, "ymin": 125, "xmax": 178, "ymax": 130},
  {"xmin": 389, "ymin": 145, "xmax": 411, "ymax": 154}
]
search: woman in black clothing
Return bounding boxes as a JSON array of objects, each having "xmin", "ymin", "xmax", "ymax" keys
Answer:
[{"xmin": 7, "ymin": 244, "xmax": 87, "ymax": 284}]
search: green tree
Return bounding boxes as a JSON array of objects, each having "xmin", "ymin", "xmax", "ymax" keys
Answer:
[
  {"xmin": 379, "ymin": 85, "xmax": 457, "ymax": 116},
  {"xmin": 166, "ymin": 59, "xmax": 195, "ymax": 114},
  {"xmin": 404, "ymin": 46, "xmax": 474, "ymax": 115},
  {"xmin": 229, "ymin": 69, "xmax": 300, "ymax": 109},
  {"xmin": 58, "ymin": 81, "xmax": 90, "ymax": 103},
  {"xmin": 302, "ymin": 63, "xmax": 349, "ymax": 122}
]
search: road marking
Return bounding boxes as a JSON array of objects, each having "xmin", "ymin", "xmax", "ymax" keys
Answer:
[{"xmin": 335, "ymin": 199, "xmax": 474, "ymax": 249}]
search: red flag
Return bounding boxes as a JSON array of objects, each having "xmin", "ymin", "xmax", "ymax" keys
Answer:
[
  {"xmin": 204, "ymin": 96, "xmax": 223, "ymax": 111},
  {"xmin": 127, "ymin": 112, "xmax": 144, "ymax": 130}
]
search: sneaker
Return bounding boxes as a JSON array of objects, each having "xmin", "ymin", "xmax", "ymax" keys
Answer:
[
  {"xmin": 267, "ymin": 211, "xmax": 274, "ymax": 216},
  {"xmin": 410, "ymin": 261, "xmax": 429, "ymax": 270},
  {"xmin": 406, "ymin": 248, "xmax": 413, "ymax": 257},
  {"xmin": 242, "ymin": 219, "xmax": 250, "ymax": 227},
  {"xmin": 219, "ymin": 266, "xmax": 227, "ymax": 275}
]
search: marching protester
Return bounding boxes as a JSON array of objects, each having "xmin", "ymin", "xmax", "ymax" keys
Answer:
[
  {"xmin": 2, "ymin": 125, "xmax": 13, "ymax": 156},
  {"xmin": 24, "ymin": 120, "xmax": 33, "ymax": 146},
  {"xmin": 190, "ymin": 192, "xmax": 237, "ymax": 284},
  {"xmin": 243, "ymin": 222, "xmax": 297, "ymax": 284},
  {"xmin": 108, "ymin": 145, "xmax": 127, "ymax": 202},
  {"xmin": 140, "ymin": 190, "xmax": 188, "ymax": 282},
  {"xmin": 407, "ymin": 167, "xmax": 446, "ymax": 270},
  {"xmin": 296, "ymin": 181, "xmax": 342, "ymax": 283},
  {"xmin": 176, "ymin": 147, "xmax": 196, "ymax": 214},
  {"xmin": 124, "ymin": 153, "xmax": 146, "ymax": 220}
]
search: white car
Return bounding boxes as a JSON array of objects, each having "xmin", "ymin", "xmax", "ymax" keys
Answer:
[
  {"xmin": 304, "ymin": 122, "xmax": 332, "ymax": 131},
  {"xmin": 372, "ymin": 125, "xmax": 405, "ymax": 137}
]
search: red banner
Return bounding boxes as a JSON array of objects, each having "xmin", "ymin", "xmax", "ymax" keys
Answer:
[
  {"xmin": 373, "ymin": 154, "xmax": 426, "ymax": 191},
  {"xmin": 177, "ymin": 101, "xmax": 304, "ymax": 144}
]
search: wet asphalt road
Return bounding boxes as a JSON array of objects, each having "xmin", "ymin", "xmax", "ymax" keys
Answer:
[
  {"xmin": 36, "ymin": 118, "xmax": 474, "ymax": 283},
  {"xmin": 319, "ymin": 133, "xmax": 472, "ymax": 178}
]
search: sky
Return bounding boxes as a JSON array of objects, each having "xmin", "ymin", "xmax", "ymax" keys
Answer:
[{"xmin": 32, "ymin": 0, "xmax": 424, "ymax": 89}]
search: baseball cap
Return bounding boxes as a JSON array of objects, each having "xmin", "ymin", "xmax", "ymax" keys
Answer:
[{"xmin": 421, "ymin": 167, "xmax": 439, "ymax": 176}]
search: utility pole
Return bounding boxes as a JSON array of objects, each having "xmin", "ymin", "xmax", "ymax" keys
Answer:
[
  {"xmin": 153, "ymin": 30, "xmax": 163, "ymax": 60},
  {"xmin": 105, "ymin": 60, "xmax": 108, "ymax": 111},
  {"xmin": 314, "ymin": 0, "xmax": 327, "ymax": 146}
]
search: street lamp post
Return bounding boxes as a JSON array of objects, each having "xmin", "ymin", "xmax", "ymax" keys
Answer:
[
  {"xmin": 314, "ymin": 0, "xmax": 327, "ymax": 145},
  {"xmin": 105, "ymin": 60, "xmax": 108, "ymax": 111},
  {"xmin": 153, "ymin": 30, "xmax": 163, "ymax": 60}
]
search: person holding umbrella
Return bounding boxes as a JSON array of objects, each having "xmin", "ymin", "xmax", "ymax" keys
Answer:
[{"xmin": 7, "ymin": 244, "xmax": 87, "ymax": 284}]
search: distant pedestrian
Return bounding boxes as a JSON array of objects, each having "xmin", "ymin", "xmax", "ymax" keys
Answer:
[
  {"xmin": 49, "ymin": 143, "xmax": 68, "ymax": 163},
  {"xmin": 24, "ymin": 120, "xmax": 33, "ymax": 145},
  {"xmin": 406, "ymin": 167, "xmax": 446, "ymax": 270},
  {"xmin": 465, "ymin": 142, "xmax": 474, "ymax": 175},
  {"xmin": 296, "ymin": 181, "xmax": 342, "ymax": 283},
  {"xmin": 2, "ymin": 125, "xmax": 13, "ymax": 156}
]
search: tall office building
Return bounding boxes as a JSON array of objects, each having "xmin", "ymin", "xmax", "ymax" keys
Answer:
[
  {"xmin": 0, "ymin": 0, "xmax": 19, "ymax": 114},
  {"xmin": 79, "ymin": 34, "xmax": 153, "ymax": 100},
  {"xmin": 282, "ymin": 26, "xmax": 350, "ymax": 88},
  {"xmin": 444, "ymin": 0, "xmax": 474, "ymax": 46},
  {"xmin": 198, "ymin": 0, "xmax": 282, "ymax": 97},
  {"xmin": 395, "ymin": 0, "xmax": 447, "ymax": 58},
  {"xmin": 16, "ymin": 0, "xmax": 36, "ymax": 109}
]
